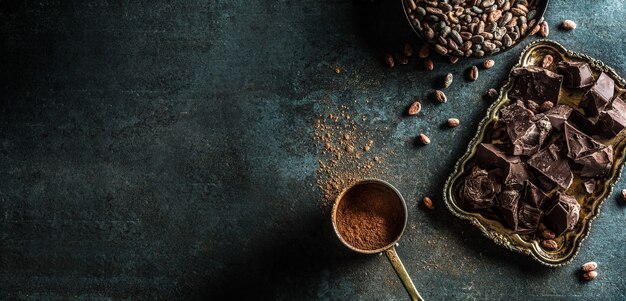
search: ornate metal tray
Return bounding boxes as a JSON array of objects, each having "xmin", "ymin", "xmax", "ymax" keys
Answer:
[{"xmin": 443, "ymin": 40, "xmax": 626, "ymax": 267}]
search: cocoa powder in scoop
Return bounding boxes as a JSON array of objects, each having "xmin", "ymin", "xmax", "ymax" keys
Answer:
[{"xmin": 335, "ymin": 183, "xmax": 404, "ymax": 251}]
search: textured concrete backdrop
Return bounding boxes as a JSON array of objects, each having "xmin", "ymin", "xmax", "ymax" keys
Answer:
[{"xmin": 0, "ymin": 0, "xmax": 625, "ymax": 300}]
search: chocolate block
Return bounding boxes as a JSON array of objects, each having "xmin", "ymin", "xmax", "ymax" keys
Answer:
[
  {"xmin": 517, "ymin": 203, "xmax": 543, "ymax": 234},
  {"xmin": 567, "ymin": 109, "xmax": 599, "ymax": 134},
  {"xmin": 462, "ymin": 168, "xmax": 501, "ymax": 210},
  {"xmin": 501, "ymin": 100, "xmax": 534, "ymax": 142},
  {"xmin": 504, "ymin": 163, "xmax": 531, "ymax": 189},
  {"xmin": 583, "ymin": 179, "xmax": 596, "ymax": 194},
  {"xmin": 475, "ymin": 143, "xmax": 521, "ymax": 170},
  {"xmin": 524, "ymin": 181, "xmax": 546, "ymax": 208},
  {"xmin": 581, "ymin": 72, "xmax": 615, "ymax": 118},
  {"xmin": 564, "ymin": 122, "xmax": 605, "ymax": 159},
  {"xmin": 509, "ymin": 66, "xmax": 563, "ymax": 104},
  {"xmin": 597, "ymin": 96, "xmax": 626, "ymax": 138},
  {"xmin": 497, "ymin": 189, "xmax": 520, "ymax": 230},
  {"xmin": 501, "ymin": 101, "xmax": 552, "ymax": 156},
  {"xmin": 576, "ymin": 145, "xmax": 613, "ymax": 178},
  {"xmin": 528, "ymin": 144, "xmax": 574, "ymax": 190},
  {"xmin": 545, "ymin": 105, "xmax": 573, "ymax": 131},
  {"xmin": 544, "ymin": 193, "xmax": 580, "ymax": 236},
  {"xmin": 556, "ymin": 61, "xmax": 594, "ymax": 88}
]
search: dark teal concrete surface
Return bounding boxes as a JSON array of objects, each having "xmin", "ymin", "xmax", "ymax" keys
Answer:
[{"xmin": 1, "ymin": 1, "xmax": 625, "ymax": 300}]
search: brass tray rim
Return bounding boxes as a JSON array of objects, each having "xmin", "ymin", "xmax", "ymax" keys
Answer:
[{"xmin": 442, "ymin": 39, "xmax": 626, "ymax": 267}]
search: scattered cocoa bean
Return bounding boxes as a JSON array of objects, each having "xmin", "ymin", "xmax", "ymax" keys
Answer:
[
  {"xmin": 408, "ymin": 100, "xmax": 422, "ymax": 115},
  {"xmin": 582, "ymin": 262, "xmax": 598, "ymax": 273},
  {"xmin": 582, "ymin": 271, "xmax": 597, "ymax": 281},
  {"xmin": 449, "ymin": 56, "xmax": 459, "ymax": 64},
  {"xmin": 425, "ymin": 58, "xmax": 434, "ymax": 71},
  {"xmin": 541, "ymin": 229, "xmax": 556, "ymax": 240},
  {"xmin": 540, "ymin": 21, "xmax": 549, "ymax": 37},
  {"xmin": 541, "ymin": 239, "xmax": 558, "ymax": 250},
  {"xmin": 435, "ymin": 90, "xmax": 447, "ymax": 103},
  {"xmin": 418, "ymin": 45, "xmax": 430, "ymax": 58},
  {"xmin": 483, "ymin": 59, "xmax": 495, "ymax": 69},
  {"xmin": 423, "ymin": 196, "xmax": 435, "ymax": 209},
  {"xmin": 395, "ymin": 53, "xmax": 409, "ymax": 65},
  {"xmin": 469, "ymin": 66, "xmax": 479, "ymax": 81},
  {"xmin": 385, "ymin": 53, "xmax": 395, "ymax": 68},
  {"xmin": 540, "ymin": 101, "xmax": 554, "ymax": 112},
  {"xmin": 447, "ymin": 118, "xmax": 460, "ymax": 127},
  {"xmin": 418, "ymin": 133, "xmax": 431, "ymax": 145},
  {"xmin": 488, "ymin": 88, "xmax": 498, "ymax": 99},
  {"xmin": 561, "ymin": 19, "xmax": 577, "ymax": 30},
  {"xmin": 443, "ymin": 73, "xmax": 454, "ymax": 88},
  {"xmin": 542, "ymin": 54, "xmax": 554, "ymax": 68}
]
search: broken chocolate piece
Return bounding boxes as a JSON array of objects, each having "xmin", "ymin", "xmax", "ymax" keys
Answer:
[
  {"xmin": 564, "ymin": 122, "xmax": 605, "ymax": 159},
  {"xmin": 583, "ymin": 179, "xmax": 596, "ymax": 194},
  {"xmin": 500, "ymin": 100, "xmax": 535, "ymax": 142},
  {"xmin": 581, "ymin": 72, "xmax": 615, "ymax": 118},
  {"xmin": 504, "ymin": 163, "xmax": 531, "ymax": 189},
  {"xmin": 597, "ymin": 96, "xmax": 626, "ymax": 138},
  {"xmin": 524, "ymin": 181, "xmax": 546, "ymax": 208},
  {"xmin": 497, "ymin": 189, "xmax": 521, "ymax": 230},
  {"xmin": 576, "ymin": 145, "xmax": 613, "ymax": 178},
  {"xmin": 556, "ymin": 61, "xmax": 594, "ymax": 88},
  {"xmin": 544, "ymin": 193, "xmax": 580, "ymax": 236},
  {"xmin": 512, "ymin": 114, "xmax": 553, "ymax": 156},
  {"xmin": 517, "ymin": 203, "xmax": 543, "ymax": 234},
  {"xmin": 545, "ymin": 105, "xmax": 573, "ymax": 131},
  {"xmin": 509, "ymin": 66, "xmax": 563, "ymax": 104},
  {"xmin": 462, "ymin": 168, "xmax": 500, "ymax": 210},
  {"xmin": 528, "ymin": 144, "xmax": 574, "ymax": 190},
  {"xmin": 501, "ymin": 101, "xmax": 552, "ymax": 156},
  {"xmin": 475, "ymin": 143, "xmax": 521, "ymax": 170}
]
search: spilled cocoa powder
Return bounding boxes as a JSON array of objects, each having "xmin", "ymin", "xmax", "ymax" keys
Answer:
[
  {"xmin": 335, "ymin": 183, "xmax": 405, "ymax": 251},
  {"xmin": 314, "ymin": 104, "xmax": 390, "ymax": 208}
]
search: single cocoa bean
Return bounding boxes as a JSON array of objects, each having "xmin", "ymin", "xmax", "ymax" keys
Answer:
[
  {"xmin": 483, "ymin": 59, "xmax": 495, "ymax": 69},
  {"xmin": 582, "ymin": 271, "xmax": 597, "ymax": 281},
  {"xmin": 423, "ymin": 196, "xmax": 435, "ymax": 209},
  {"xmin": 540, "ymin": 101, "xmax": 554, "ymax": 112},
  {"xmin": 582, "ymin": 262, "xmax": 598, "ymax": 273},
  {"xmin": 561, "ymin": 19, "xmax": 577, "ymax": 30},
  {"xmin": 418, "ymin": 133, "xmax": 431, "ymax": 145},
  {"xmin": 425, "ymin": 58, "xmax": 434, "ymax": 71},
  {"xmin": 385, "ymin": 53, "xmax": 395, "ymax": 68},
  {"xmin": 541, "ymin": 239, "xmax": 558, "ymax": 250},
  {"xmin": 541, "ymin": 229, "xmax": 556, "ymax": 240},
  {"xmin": 435, "ymin": 90, "xmax": 447, "ymax": 103},
  {"xmin": 447, "ymin": 118, "xmax": 460, "ymax": 127},
  {"xmin": 540, "ymin": 21, "xmax": 549, "ymax": 37},
  {"xmin": 542, "ymin": 54, "xmax": 554, "ymax": 68},
  {"xmin": 404, "ymin": 43, "xmax": 414, "ymax": 57},
  {"xmin": 469, "ymin": 65, "xmax": 479, "ymax": 81},
  {"xmin": 443, "ymin": 73, "xmax": 454, "ymax": 88},
  {"xmin": 408, "ymin": 100, "xmax": 422, "ymax": 115}
]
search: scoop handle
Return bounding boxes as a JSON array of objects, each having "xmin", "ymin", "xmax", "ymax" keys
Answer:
[{"xmin": 385, "ymin": 246, "xmax": 424, "ymax": 301}]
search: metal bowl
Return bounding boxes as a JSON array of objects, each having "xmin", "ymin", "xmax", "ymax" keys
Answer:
[
  {"xmin": 443, "ymin": 40, "xmax": 626, "ymax": 266},
  {"xmin": 401, "ymin": 0, "xmax": 550, "ymax": 58}
]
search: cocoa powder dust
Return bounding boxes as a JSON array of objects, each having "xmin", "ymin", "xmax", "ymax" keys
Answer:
[{"xmin": 335, "ymin": 182, "xmax": 405, "ymax": 251}]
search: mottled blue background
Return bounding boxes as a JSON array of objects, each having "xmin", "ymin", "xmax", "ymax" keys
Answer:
[{"xmin": 0, "ymin": 0, "xmax": 625, "ymax": 300}]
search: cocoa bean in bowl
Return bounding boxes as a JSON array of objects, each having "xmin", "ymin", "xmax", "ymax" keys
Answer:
[{"xmin": 402, "ymin": 0, "xmax": 549, "ymax": 58}]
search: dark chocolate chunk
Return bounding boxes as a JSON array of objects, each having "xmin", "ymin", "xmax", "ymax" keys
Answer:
[
  {"xmin": 501, "ymin": 100, "xmax": 535, "ymax": 142},
  {"xmin": 504, "ymin": 162, "xmax": 531, "ymax": 189},
  {"xmin": 516, "ymin": 203, "xmax": 543, "ymax": 234},
  {"xmin": 512, "ymin": 114, "xmax": 553, "ymax": 156},
  {"xmin": 462, "ymin": 168, "xmax": 500, "ymax": 210},
  {"xmin": 576, "ymin": 145, "xmax": 613, "ymax": 178},
  {"xmin": 597, "ymin": 96, "xmax": 626, "ymax": 138},
  {"xmin": 524, "ymin": 181, "xmax": 546, "ymax": 208},
  {"xmin": 583, "ymin": 179, "xmax": 596, "ymax": 194},
  {"xmin": 545, "ymin": 105, "xmax": 573, "ymax": 131},
  {"xmin": 475, "ymin": 143, "xmax": 521, "ymax": 170},
  {"xmin": 544, "ymin": 193, "xmax": 580, "ymax": 236},
  {"xmin": 581, "ymin": 72, "xmax": 615, "ymax": 118},
  {"xmin": 556, "ymin": 61, "xmax": 594, "ymax": 88},
  {"xmin": 567, "ymin": 109, "xmax": 599, "ymax": 134},
  {"xmin": 528, "ymin": 144, "xmax": 574, "ymax": 190},
  {"xmin": 564, "ymin": 122, "xmax": 605, "ymax": 159},
  {"xmin": 501, "ymin": 101, "xmax": 552, "ymax": 156},
  {"xmin": 533, "ymin": 175, "xmax": 558, "ymax": 195},
  {"xmin": 509, "ymin": 66, "xmax": 563, "ymax": 104},
  {"xmin": 497, "ymin": 189, "xmax": 520, "ymax": 230}
]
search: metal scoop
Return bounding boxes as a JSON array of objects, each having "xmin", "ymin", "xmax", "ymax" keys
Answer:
[{"xmin": 331, "ymin": 178, "xmax": 424, "ymax": 301}]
